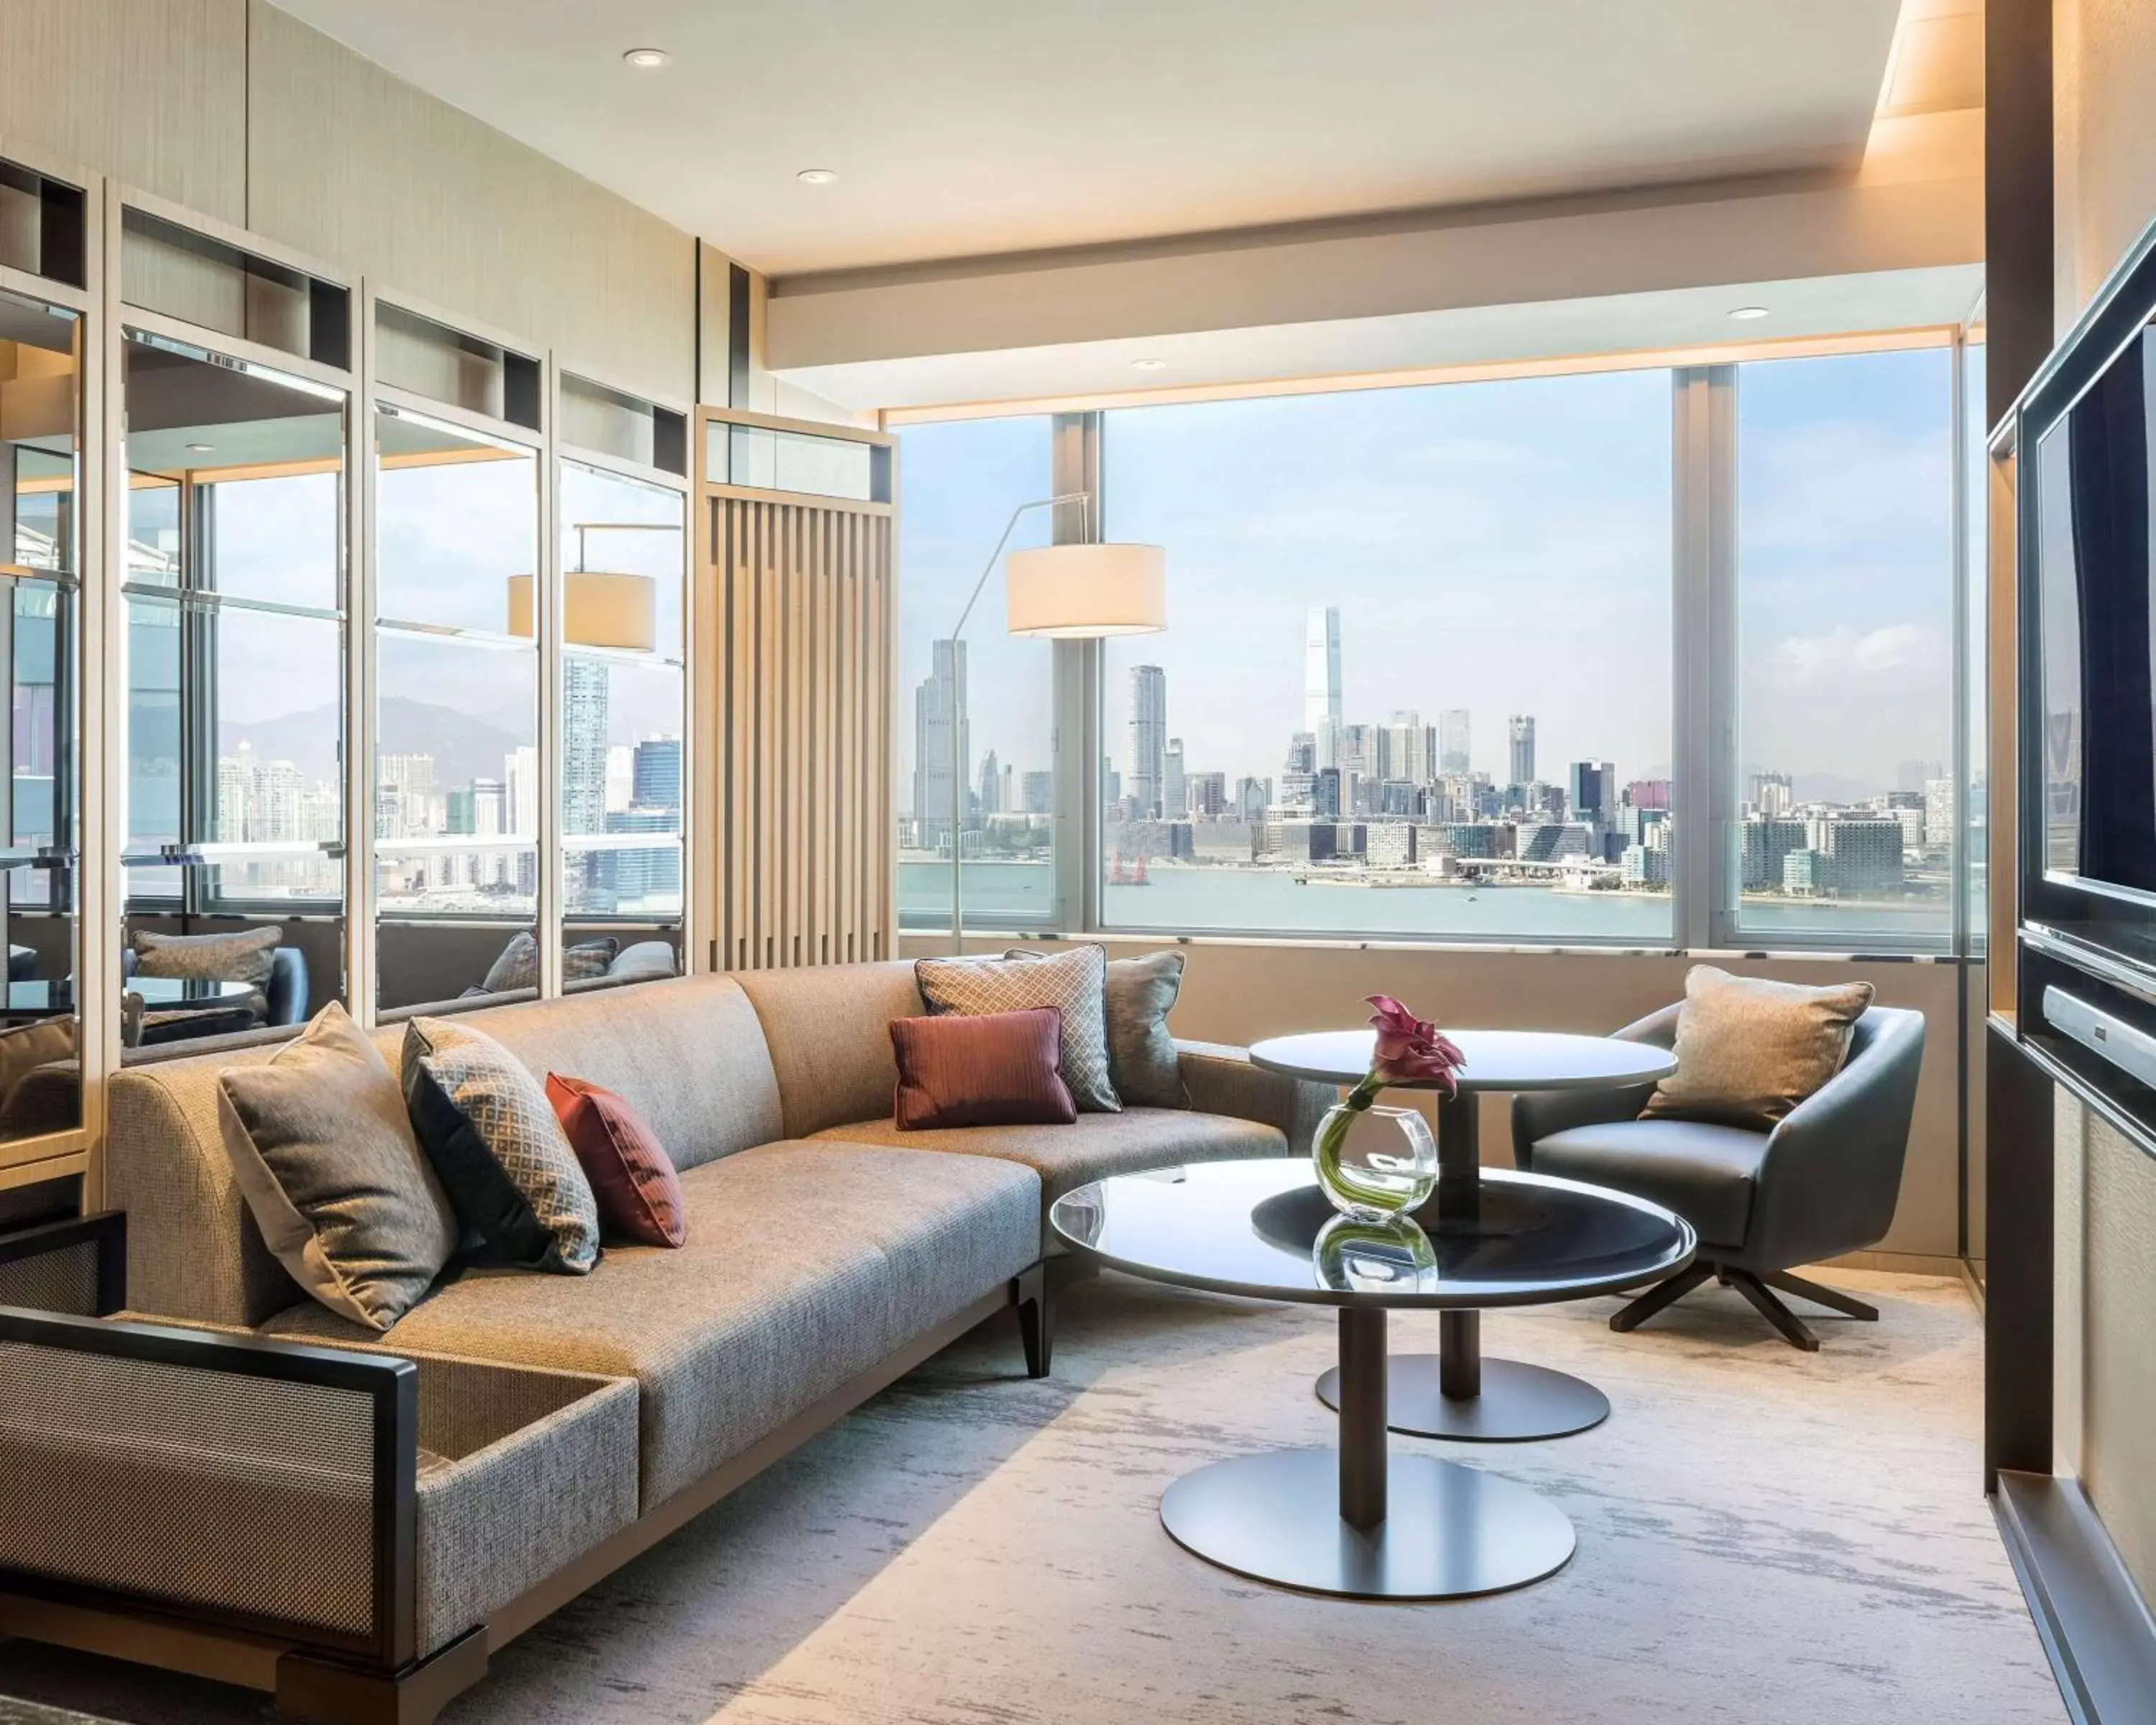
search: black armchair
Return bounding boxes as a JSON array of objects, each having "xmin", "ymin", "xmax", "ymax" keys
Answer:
[{"xmin": 1512, "ymin": 1000, "xmax": 1925, "ymax": 1350}]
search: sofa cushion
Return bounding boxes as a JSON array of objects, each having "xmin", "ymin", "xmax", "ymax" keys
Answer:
[
  {"xmin": 734, "ymin": 961, "xmax": 926, "ymax": 1138},
  {"xmin": 916, "ymin": 947, "xmax": 1119, "ymax": 1113},
  {"xmin": 1005, "ymin": 947, "xmax": 1188, "ymax": 1108},
  {"xmin": 811, "ymin": 1107, "xmax": 1285, "ymax": 1247},
  {"xmin": 261, "ymin": 1141, "xmax": 1041, "ymax": 1509},
  {"xmin": 1527, "ymin": 1117, "xmax": 1770, "ymax": 1250},
  {"xmin": 891, "ymin": 1007, "xmax": 1076, "ymax": 1129},
  {"xmin": 545, "ymin": 1073, "xmax": 686, "ymax": 1247},
  {"xmin": 1641, "ymin": 964, "xmax": 1875, "ymax": 1130},
  {"xmin": 437, "ymin": 975, "xmax": 785, "ymax": 1172}
]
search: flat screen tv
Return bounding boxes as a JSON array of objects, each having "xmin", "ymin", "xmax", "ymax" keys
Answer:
[{"xmin": 2035, "ymin": 320, "xmax": 2156, "ymax": 904}]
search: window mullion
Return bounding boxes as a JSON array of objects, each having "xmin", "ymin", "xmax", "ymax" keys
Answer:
[{"xmin": 1672, "ymin": 366, "xmax": 1735, "ymax": 951}]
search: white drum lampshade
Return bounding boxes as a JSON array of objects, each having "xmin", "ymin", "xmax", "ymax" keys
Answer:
[
  {"xmin": 1005, "ymin": 542, "xmax": 1166, "ymax": 638},
  {"xmin": 505, "ymin": 570, "xmax": 657, "ymax": 651}
]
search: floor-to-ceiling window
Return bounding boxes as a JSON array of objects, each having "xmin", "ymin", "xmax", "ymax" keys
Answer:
[
  {"xmin": 1100, "ymin": 371, "xmax": 1674, "ymax": 941},
  {"xmin": 892, "ymin": 415, "xmax": 1057, "ymax": 932},
  {"xmin": 1732, "ymin": 347, "xmax": 1956, "ymax": 942}
]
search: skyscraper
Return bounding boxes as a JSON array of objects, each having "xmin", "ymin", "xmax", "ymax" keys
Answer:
[
  {"xmin": 1164, "ymin": 737, "xmax": 1187, "ymax": 819},
  {"xmin": 1128, "ymin": 664, "xmax": 1167, "ymax": 818},
  {"xmin": 1304, "ymin": 607, "xmax": 1341, "ymax": 757},
  {"xmin": 1438, "ymin": 709, "xmax": 1470, "ymax": 776},
  {"xmin": 911, "ymin": 638, "xmax": 967, "ymax": 844},
  {"xmin": 978, "ymin": 749, "xmax": 1003, "ymax": 814},
  {"xmin": 1508, "ymin": 714, "xmax": 1536, "ymax": 787},
  {"xmin": 562, "ymin": 657, "xmax": 610, "ymax": 837},
  {"xmin": 1020, "ymin": 770, "xmax": 1054, "ymax": 814},
  {"xmin": 1568, "ymin": 759, "xmax": 1616, "ymax": 825},
  {"xmin": 631, "ymin": 737, "xmax": 683, "ymax": 812},
  {"xmin": 1386, "ymin": 710, "xmax": 1431, "ymax": 786}
]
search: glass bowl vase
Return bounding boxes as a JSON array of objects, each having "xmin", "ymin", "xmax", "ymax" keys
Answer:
[{"xmin": 1312, "ymin": 1101, "xmax": 1438, "ymax": 1221}]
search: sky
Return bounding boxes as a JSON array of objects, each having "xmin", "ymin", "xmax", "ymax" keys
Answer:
[{"xmin": 894, "ymin": 349, "xmax": 1957, "ymax": 809}]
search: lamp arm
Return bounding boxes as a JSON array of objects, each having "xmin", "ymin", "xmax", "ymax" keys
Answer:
[{"xmin": 947, "ymin": 490, "xmax": 1091, "ymax": 952}]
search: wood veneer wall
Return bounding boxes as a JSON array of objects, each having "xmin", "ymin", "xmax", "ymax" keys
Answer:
[{"xmin": 713, "ymin": 492, "xmax": 893, "ymax": 972}]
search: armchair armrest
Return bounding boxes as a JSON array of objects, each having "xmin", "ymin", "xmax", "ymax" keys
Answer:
[
  {"xmin": 1511, "ymin": 1003, "xmax": 1681, "ymax": 1168},
  {"xmin": 1174, "ymin": 1039, "xmax": 1337, "ymax": 1154},
  {"xmin": 1745, "ymin": 1006, "xmax": 1926, "ymax": 1270},
  {"xmin": 0, "ymin": 1307, "xmax": 418, "ymax": 1670}
]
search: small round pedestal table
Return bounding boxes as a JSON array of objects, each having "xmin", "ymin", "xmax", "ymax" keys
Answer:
[
  {"xmin": 1249, "ymin": 1028, "xmax": 1677, "ymax": 1443},
  {"xmin": 1050, "ymin": 1158, "xmax": 1692, "ymax": 1599}
]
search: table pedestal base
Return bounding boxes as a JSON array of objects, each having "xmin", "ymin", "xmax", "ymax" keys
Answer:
[
  {"xmin": 1314, "ymin": 1355, "xmax": 1611, "ymax": 1441},
  {"xmin": 1160, "ymin": 1448, "xmax": 1575, "ymax": 1599}
]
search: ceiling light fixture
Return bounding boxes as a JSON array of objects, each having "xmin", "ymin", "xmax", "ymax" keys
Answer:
[
  {"xmin": 797, "ymin": 167, "xmax": 839, "ymax": 186},
  {"xmin": 622, "ymin": 47, "xmax": 670, "ymax": 68},
  {"xmin": 1131, "ymin": 358, "xmax": 1169, "ymax": 371},
  {"xmin": 1728, "ymin": 305, "xmax": 1771, "ymax": 321},
  {"xmin": 185, "ymin": 442, "xmax": 215, "ymax": 452}
]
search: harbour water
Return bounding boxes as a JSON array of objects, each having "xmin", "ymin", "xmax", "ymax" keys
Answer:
[{"xmin": 900, "ymin": 859, "xmax": 1948, "ymax": 942}]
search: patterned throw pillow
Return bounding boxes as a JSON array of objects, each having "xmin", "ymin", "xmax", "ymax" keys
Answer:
[
  {"xmin": 218, "ymin": 1003, "xmax": 459, "ymax": 1330},
  {"xmin": 479, "ymin": 931, "xmax": 619, "ymax": 994},
  {"xmin": 1008, "ymin": 946, "xmax": 1187, "ymax": 1108},
  {"xmin": 915, "ymin": 946, "xmax": 1119, "ymax": 1112},
  {"xmin": 889, "ymin": 1007, "xmax": 1077, "ymax": 1129},
  {"xmin": 402, "ymin": 1017, "xmax": 601, "ymax": 1274}
]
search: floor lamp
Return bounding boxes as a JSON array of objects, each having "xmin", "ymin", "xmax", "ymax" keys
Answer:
[{"xmin": 944, "ymin": 494, "xmax": 1166, "ymax": 952}]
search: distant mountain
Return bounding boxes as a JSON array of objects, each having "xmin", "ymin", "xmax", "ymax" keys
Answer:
[{"xmin": 219, "ymin": 696, "xmax": 525, "ymax": 794}]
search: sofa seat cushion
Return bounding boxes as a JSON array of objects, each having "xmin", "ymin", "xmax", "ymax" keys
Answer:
[
  {"xmin": 1528, "ymin": 1118, "xmax": 1771, "ymax": 1251},
  {"xmin": 261, "ymin": 1141, "xmax": 1041, "ymax": 1510},
  {"xmin": 810, "ymin": 1108, "xmax": 1286, "ymax": 1246}
]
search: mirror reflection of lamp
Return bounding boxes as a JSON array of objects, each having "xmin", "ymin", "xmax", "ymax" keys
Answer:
[{"xmin": 505, "ymin": 523, "xmax": 666, "ymax": 650}]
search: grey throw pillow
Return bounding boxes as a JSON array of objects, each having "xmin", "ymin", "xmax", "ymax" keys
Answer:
[
  {"xmin": 916, "ymin": 946, "xmax": 1120, "ymax": 1112},
  {"xmin": 479, "ymin": 930, "xmax": 617, "ymax": 994},
  {"xmin": 133, "ymin": 926, "xmax": 279, "ymax": 1019},
  {"xmin": 1641, "ymin": 965, "xmax": 1876, "ymax": 1130},
  {"xmin": 1006, "ymin": 947, "xmax": 1187, "ymax": 1108},
  {"xmin": 216, "ymin": 1002, "xmax": 459, "ymax": 1331},
  {"xmin": 402, "ymin": 1016, "xmax": 601, "ymax": 1274}
]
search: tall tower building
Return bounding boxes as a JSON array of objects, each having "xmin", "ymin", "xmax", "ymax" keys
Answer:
[
  {"xmin": 1568, "ymin": 759, "xmax": 1616, "ymax": 824},
  {"xmin": 1128, "ymin": 664, "xmax": 1167, "ymax": 818},
  {"xmin": 912, "ymin": 639, "xmax": 967, "ymax": 844},
  {"xmin": 1508, "ymin": 714, "xmax": 1536, "ymax": 787},
  {"xmin": 1164, "ymin": 737, "xmax": 1187, "ymax": 819},
  {"xmin": 1438, "ymin": 709, "xmax": 1471, "ymax": 776},
  {"xmin": 631, "ymin": 737, "xmax": 683, "ymax": 812},
  {"xmin": 1386, "ymin": 710, "xmax": 1430, "ymax": 786},
  {"xmin": 562, "ymin": 658, "xmax": 611, "ymax": 837},
  {"xmin": 1304, "ymin": 607, "xmax": 1342, "ymax": 760},
  {"xmin": 978, "ymin": 748, "xmax": 1003, "ymax": 814}
]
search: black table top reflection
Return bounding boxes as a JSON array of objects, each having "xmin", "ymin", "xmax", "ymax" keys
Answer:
[
  {"xmin": 1049, "ymin": 1158, "xmax": 1694, "ymax": 1311},
  {"xmin": 3, "ymin": 978, "xmax": 256, "ymax": 1016},
  {"xmin": 1248, "ymin": 1029, "xmax": 1676, "ymax": 1093}
]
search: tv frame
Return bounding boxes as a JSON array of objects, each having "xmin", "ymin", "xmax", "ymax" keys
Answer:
[{"xmin": 2017, "ymin": 206, "xmax": 2156, "ymax": 1000}]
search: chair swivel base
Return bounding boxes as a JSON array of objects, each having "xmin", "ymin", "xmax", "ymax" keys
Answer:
[{"xmin": 1612, "ymin": 1262, "xmax": 1879, "ymax": 1352}]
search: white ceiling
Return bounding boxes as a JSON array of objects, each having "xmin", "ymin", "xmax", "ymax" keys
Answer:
[{"xmin": 270, "ymin": 0, "xmax": 1904, "ymax": 277}]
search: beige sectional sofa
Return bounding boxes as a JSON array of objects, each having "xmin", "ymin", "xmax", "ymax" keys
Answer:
[{"xmin": 0, "ymin": 960, "xmax": 1331, "ymax": 1725}]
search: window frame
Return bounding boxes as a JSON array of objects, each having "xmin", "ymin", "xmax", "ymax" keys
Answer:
[{"xmin": 898, "ymin": 331, "xmax": 1980, "ymax": 958}]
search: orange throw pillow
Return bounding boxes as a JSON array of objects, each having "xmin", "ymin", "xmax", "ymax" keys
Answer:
[
  {"xmin": 889, "ymin": 1006, "xmax": 1077, "ymax": 1130},
  {"xmin": 543, "ymin": 1074, "xmax": 686, "ymax": 1247}
]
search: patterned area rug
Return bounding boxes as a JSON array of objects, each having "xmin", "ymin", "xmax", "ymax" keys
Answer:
[{"xmin": 0, "ymin": 1269, "xmax": 2064, "ymax": 1725}]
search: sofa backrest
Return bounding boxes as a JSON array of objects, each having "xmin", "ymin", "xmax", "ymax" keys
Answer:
[
  {"xmin": 108, "ymin": 974, "xmax": 786, "ymax": 1327},
  {"xmin": 733, "ymin": 960, "xmax": 925, "ymax": 1138}
]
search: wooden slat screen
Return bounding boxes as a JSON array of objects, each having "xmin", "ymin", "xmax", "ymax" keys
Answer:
[{"xmin": 717, "ymin": 493, "xmax": 893, "ymax": 972}]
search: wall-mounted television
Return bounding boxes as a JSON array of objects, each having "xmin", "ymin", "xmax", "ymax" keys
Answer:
[{"xmin": 2033, "ymin": 324, "xmax": 2156, "ymax": 906}]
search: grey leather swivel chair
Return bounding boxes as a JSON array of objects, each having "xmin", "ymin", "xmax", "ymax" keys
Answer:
[{"xmin": 1512, "ymin": 1001, "xmax": 1925, "ymax": 1350}]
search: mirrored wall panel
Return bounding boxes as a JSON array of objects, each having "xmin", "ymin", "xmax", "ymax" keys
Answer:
[
  {"xmin": 118, "ymin": 329, "xmax": 345, "ymax": 1052},
  {"xmin": 558, "ymin": 459, "xmax": 685, "ymax": 990},
  {"xmin": 373, "ymin": 404, "xmax": 538, "ymax": 1011},
  {"xmin": 0, "ymin": 287, "xmax": 82, "ymax": 1136}
]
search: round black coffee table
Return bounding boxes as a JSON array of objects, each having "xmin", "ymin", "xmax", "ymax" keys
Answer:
[
  {"xmin": 1050, "ymin": 1158, "xmax": 1693, "ymax": 1600},
  {"xmin": 1250, "ymin": 1029, "xmax": 1677, "ymax": 1443}
]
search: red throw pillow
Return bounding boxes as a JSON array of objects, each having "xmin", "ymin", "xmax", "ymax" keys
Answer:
[
  {"xmin": 543, "ymin": 1074, "xmax": 686, "ymax": 1247},
  {"xmin": 889, "ymin": 1007, "xmax": 1077, "ymax": 1130}
]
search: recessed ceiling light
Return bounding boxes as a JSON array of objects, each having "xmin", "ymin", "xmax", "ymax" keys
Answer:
[
  {"xmin": 186, "ymin": 442, "xmax": 215, "ymax": 453},
  {"xmin": 797, "ymin": 167, "xmax": 839, "ymax": 186},
  {"xmin": 1131, "ymin": 357, "xmax": 1169, "ymax": 371},
  {"xmin": 1728, "ymin": 305, "xmax": 1771, "ymax": 321},
  {"xmin": 622, "ymin": 47, "xmax": 670, "ymax": 68}
]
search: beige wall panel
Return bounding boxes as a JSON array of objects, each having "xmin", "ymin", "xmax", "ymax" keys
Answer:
[
  {"xmin": 2080, "ymin": 1108, "xmax": 2156, "ymax": 1601},
  {"xmin": 902, "ymin": 935, "xmax": 1968, "ymax": 1259},
  {"xmin": 241, "ymin": 1, "xmax": 693, "ymax": 403},
  {"xmin": 2053, "ymin": 0, "xmax": 2156, "ymax": 327},
  {"xmin": 0, "ymin": 0, "xmax": 247, "ymax": 220}
]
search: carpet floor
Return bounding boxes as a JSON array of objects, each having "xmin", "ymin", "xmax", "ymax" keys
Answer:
[{"xmin": 0, "ymin": 1268, "xmax": 2065, "ymax": 1725}]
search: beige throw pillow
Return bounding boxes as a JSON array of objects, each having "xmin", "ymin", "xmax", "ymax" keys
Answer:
[
  {"xmin": 1640, "ymin": 965, "xmax": 1875, "ymax": 1130},
  {"xmin": 217, "ymin": 1002, "xmax": 459, "ymax": 1330}
]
